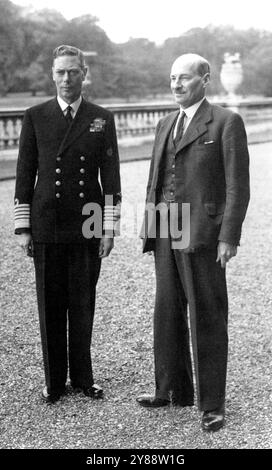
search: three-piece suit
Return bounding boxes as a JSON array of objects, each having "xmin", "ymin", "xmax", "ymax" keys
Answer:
[{"xmin": 141, "ymin": 98, "xmax": 250, "ymax": 410}]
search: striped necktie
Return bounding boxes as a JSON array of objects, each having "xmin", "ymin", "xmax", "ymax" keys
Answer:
[{"xmin": 174, "ymin": 111, "xmax": 186, "ymax": 143}]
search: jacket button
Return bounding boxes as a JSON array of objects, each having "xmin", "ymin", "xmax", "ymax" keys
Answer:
[
  {"xmin": 56, "ymin": 193, "xmax": 61, "ymax": 198},
  {"xmin": 56, "ymin": 156, "xmax": 61, "ymax": 162},
  {"xmin": 55, "ymin": 181, "xmax": 61, "ymax": 186},
  {"xmin": 79, "ymin": 193, "xmax": 85, "ymax": 198},
  {"xmin": 56, "ymin": 168, "xmax": 61, "ymax": 174},
  {"xmin": 79, "ymin": 180, "xmax": 84, "ymax": 186},
  {"xmin": 80, "ymin": 168, "xmax": 85, "ymax": 174},
  {"xmin": 80, "ymin": 156, "xmax": 85, "ymax": 161}
]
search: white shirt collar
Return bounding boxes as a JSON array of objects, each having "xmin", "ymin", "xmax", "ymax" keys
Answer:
[
  {"xmin": 57, "ymin": 95, "xmax": 82, "ymax": 116},
  {"xmin": 181, "ymin": 97, "xmax": 206, "ymax": 120},
  {"xmin": 174, "ymin": 97, "xmax": 206, "ymax": 138}
]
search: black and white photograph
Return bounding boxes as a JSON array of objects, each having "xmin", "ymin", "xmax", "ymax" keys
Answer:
[{"xmin": 0, "ymin": 0, "xmax": 271, "ymax": 456}]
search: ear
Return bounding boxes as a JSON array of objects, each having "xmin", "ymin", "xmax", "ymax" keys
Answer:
[
  {"xmin": 52, "ymin": 67, "xmax": 56, "ymax": 83},
  {"xmin": 202, "ymin": 73, "xmax": 210, "ymax": 88},
  {"xmin": 82, "ymin": 66, "xmax": 88, "ymax": 81}
]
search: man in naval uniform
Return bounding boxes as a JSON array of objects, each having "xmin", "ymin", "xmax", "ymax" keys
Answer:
[
  {"xmin": 14, "ymin": 45, "xmax": 121, "ymax": 403},
  {"xmin": 137, "ymin": 54, "xmax": 250, "ymax": 431}
]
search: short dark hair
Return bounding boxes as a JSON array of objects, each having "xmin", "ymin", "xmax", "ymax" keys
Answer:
[{"xmin": 53, "ymin": 45, "xmax": 85, "ymax": 68}]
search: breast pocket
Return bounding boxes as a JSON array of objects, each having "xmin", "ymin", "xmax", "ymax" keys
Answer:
[{"xmin": 195, "ymin": 141, "xmax": 217, "ymax": 152}]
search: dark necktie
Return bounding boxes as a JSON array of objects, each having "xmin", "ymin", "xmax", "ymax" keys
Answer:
[
  {"xmin": 174, "ymin": 111, "xmax": 186, "ymax": 143},
  {"xmin": 65, "ymin": 105, "xmax": 73, "ymax": 125}
]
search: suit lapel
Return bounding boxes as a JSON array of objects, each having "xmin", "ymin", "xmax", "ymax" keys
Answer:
[
  {"xmin": 43, "ymin": 98, "xmax": 69, "ymax": 148},
  {"xmin": 57, "ymin": 99, "xmax": 96, "ymax": 156},
  {"xmin": 153, "ymin": 110, "xmax": 179, "ymax": 173},
  {"xmin": 175, "ymin": 99, "xmax": 213, "ymax": 153}
]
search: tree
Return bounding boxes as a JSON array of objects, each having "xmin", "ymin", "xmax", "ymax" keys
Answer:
[
  {"xmin": 15, "ymin": 62, "xmax": 49, "ymax": 96},
  {"xmin": 109, "ymin": 62, "xmax": 150, "ymax": 100},
  {"xmin": 0, "ymin": 0, "xmax": 23, "ymax": 95},
  {"xmin": 116, "ymin": 38, "xmax": 168, "ymax": 98},
  {"xmin": 1, "ymin": 0, "xmax": 272, "ymax": 100},
  {"xmin": 242, "ymin": 37, "xmax": 272, "ymax": 96}
]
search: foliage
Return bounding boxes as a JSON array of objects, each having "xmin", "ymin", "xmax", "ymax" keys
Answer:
[
  {"xmin": 0, "ymin": 0, "xmax": 24, "ymax": 95},
  {"xmin": 1, "ymin": 0, "xmax": 272, "ymax": 98}
]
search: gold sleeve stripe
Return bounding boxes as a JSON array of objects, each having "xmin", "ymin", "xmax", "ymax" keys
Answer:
[
  {"xmin": 103, "ymin": 204, "xmax": 121, "ymax": 231},
  {"xmin": 14, "ymin": 204, "xmax": 31, "ymax": 229}
]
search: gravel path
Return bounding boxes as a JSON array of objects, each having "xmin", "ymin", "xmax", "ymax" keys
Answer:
[{"xmin": 0, "ymin": 142, "xmax": 271, "ymax": 449}]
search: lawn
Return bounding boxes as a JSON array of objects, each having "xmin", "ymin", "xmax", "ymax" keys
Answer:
[
  {"xmin": 0, "ymin": 92, "xmax": 173, "ymax": 109},
  {"xmin": 0, "ymin": 93, "xmax": 54, "ymax": 109}
]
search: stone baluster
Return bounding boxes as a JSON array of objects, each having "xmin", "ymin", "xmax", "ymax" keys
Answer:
[{"xmin": 0, "ymin": 113, "xmax": 24, "ymax": 149}]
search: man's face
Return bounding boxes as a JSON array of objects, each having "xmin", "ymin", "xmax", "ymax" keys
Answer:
[
  {"xmin": 170, "ymin": 57, "xmax": 209, "ymax": 108},
  {"xmin": 52, "ymin": 55, "xmax": 87, "ymax": 104}
]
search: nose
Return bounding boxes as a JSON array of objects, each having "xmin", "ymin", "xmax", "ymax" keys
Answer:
[
  {"xmin": 63, "ymin": 71, "xmax": 70, "ymax": 81},
  {"xmin": 172, "ymin": 77, "xmax": 183, "ymax": 89}
]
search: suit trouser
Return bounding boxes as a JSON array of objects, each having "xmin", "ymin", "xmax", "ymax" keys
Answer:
[
  {"xmin": 154, "ymin": 235, "xmax": 228, "ymax": 411},
  {"xmin": 33, "ymin": 243, "xmax": 101, "ymax": 394}
]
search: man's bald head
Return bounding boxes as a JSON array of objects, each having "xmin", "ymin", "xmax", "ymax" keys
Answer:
[
  {"xmin": 171, "ymin": 54, "xmax": 210, "ymax": 77},
  {"xmin": 170, "ymin": 53, "xmax": 210, "ymax": 108}
]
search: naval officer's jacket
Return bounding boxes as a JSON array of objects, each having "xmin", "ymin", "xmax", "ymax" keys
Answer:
[{"xmin": 14, "ymin": 98, "xmax": 121, "ymax": 244}]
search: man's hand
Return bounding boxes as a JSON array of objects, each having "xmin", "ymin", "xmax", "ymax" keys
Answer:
[
  {"xmin": 216, "ymin": 241, "xmax": 237, "ymax": 268},
  {"xmin": 99, "ymin": 236, "xmax": 114, "ymax": 258},
  {"xmin": 17, "ymin": 232, "xmax": 33, "ymax": 256}
]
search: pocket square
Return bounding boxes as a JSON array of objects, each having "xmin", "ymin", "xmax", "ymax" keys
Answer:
[{"xmin": 204, "ymin": 140, "xmax": 215, "ymax": 144}]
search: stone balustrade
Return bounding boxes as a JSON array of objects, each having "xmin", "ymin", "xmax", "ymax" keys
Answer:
[
  {"xmin": 106, "ymin": 103, "xmax": 177, "ymax": 139},
  {"xmin": 0, "ymin": 103, "xmax": 177, "ymax": 149},
  {"xmin": 0, "ymin": 108, "xmax": 25, "ymax": 149},
  {"xmin": 1, "ymin": 99, "xmax": 272, "ymax": 150}
]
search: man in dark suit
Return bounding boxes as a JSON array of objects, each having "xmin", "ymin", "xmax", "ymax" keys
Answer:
[
  {"xmin": 14, "ymin": 45, "xmax": 121, "ymax": 403},
  {"xmin": 137, "ymin": 54, "xmax": 250, "ymax": 431}
]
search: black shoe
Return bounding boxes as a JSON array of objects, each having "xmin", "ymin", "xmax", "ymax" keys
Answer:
[
  {"xmin": 73, "ymin": 383, "xmax": 104, "ymax": 399},
  {"xmin": 136, "ymin": 395, "xmax": 170, "ymax": 408},
  {"xmin": 41, "ymin": 386, "xmax": 64, "ymax": 404},
  {"xmin": 202, "ymin": 404, "xmax": 225, "ymax": 432}
]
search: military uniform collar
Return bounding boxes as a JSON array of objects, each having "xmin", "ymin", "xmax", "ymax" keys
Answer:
[{"xmin": 57, "ymin": 95, "xmax": 82, "ymax": 116}]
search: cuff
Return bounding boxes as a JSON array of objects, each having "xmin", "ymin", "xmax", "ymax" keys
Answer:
[
  {"xmin": 14, "ymin": 203, "xmax": 31, "ymax": 231},
  {"xmin": 103, "ymin": 203, "xmax": 121, "ymax": 236}
]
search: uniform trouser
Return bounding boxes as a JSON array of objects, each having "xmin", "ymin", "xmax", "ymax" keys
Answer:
[
  {"xmin": 154, "ymin": 235, "xmax": 228, "ymax": 411},
  {"xmin": 33, "ymin": 243, "xmax": 101, "ymax": 394}
]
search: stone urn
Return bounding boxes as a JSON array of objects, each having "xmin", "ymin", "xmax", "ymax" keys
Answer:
[{"xmin": 220, "ymin": 53, "xmax": 243, "ymax": 98}]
